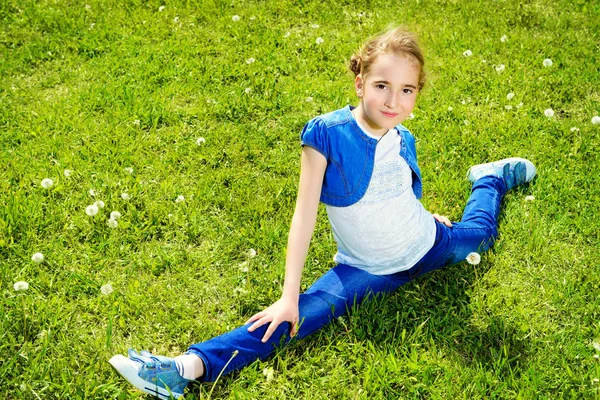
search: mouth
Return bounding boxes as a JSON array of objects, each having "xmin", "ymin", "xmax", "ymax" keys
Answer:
[{"xmin": 381, "ymin": 111, "xmax": 399, "ymax": 118}]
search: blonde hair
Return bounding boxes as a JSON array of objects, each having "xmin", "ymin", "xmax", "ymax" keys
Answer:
[{"xmin": 349, "ymin": 27, "xmax": 426, "ymax": 91}]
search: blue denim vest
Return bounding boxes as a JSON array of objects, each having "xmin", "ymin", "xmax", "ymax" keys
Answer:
[{"xmin": 300, "ymin": 105, "xmax": 423, "ymax": 207}]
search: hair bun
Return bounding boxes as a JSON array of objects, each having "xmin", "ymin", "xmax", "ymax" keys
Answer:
[{"xmin": 349, "ymin": 55, "xmax": 362, "ymax": 76}]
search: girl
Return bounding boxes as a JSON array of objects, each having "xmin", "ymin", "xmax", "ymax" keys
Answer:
[{"xmin": 109, "ymin": 27, "xmax": 535, "ymax": 399}]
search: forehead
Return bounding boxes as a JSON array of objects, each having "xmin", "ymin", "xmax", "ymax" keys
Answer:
[{"xmin": 367, "ymin": 53, "xmax": 420, "ymax": 85}]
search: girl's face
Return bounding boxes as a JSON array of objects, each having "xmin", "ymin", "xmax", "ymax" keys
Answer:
[{"xmin": 353, "ymin": 53, "xmax": 420, "ymax": 136}]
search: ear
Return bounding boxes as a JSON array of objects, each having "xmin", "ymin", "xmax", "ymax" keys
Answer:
[{"xmin": 354, "ymin": 74, "xmax": 364, "ymax": 98}]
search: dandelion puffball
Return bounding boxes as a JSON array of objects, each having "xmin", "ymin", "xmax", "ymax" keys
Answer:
[
  {"xmin": 232, "ymin": 15, "xmax": 240, "ymax": 21},
  {"xmin": 64, "ymin": 169, "xmax": 72, "ymax": 177},
  {"xmin": 263, "ymin": 367, "xmax": 274, "ymax": 382},
  {"xmin": 196, "ymin": 137, "xmax": 206, "ymax": 145},
  {"xmin": 466, "ymin": 252, "xmax": 481, "ymax": 265},
  {"xmin": 544, "ymin": 109, "xmax": 554, "ymax": 118},
  {"xmin": 246, "ymin": 58, "xmax": 255, "ymax": 64},
  {"xmin": 175, "ymin": 195, "xmax": 185, "ymax": 203},
  {"xmin": 100, "ymin": 283, "xmax": 114, "ymax": 295},
  {"xmin": 247, "ymin": 248, "xmax": 257, "ymax": 258},
  {"xmin": 463, "ymin": 49, "xmax": 472, "ymax": 57},
  {"xmin": 89, "ymin": 189, "xmax": 97, "ymax": 197},
  {"xmin": 592, "ymin": 116, "xmax": 600, "ymax": 125},
  {"xmin": 158, "ymin": 5, "xmax": 165, "ymax": 11},
  {"xmin": 124, "ymin": 167, "xmax": 134, "ymax": 174},
  {"xmin": 14, "ymin": 281, "xmax": 29, "ymax": 291},
  {"xmin": 500, "ymin": 35, "xmax": 508, "ymax": 43},
  {"xmin": 507, "ymin": 92, "xmax": 515, "ymax": 100},
  {"xmin": 94, "ymin": 200, "xmax": 105, "ymax": 209},
  {"xmin": 245, "ymin": 87, "xmax": 252, "ymax": 94},
  {"xmin": 110, "ymin": 211, "xmax": 122, "ymax": 220},
  {"xmin": 525, "ymin": 195, "xmax": 535, "ymax": 201},
  {"xmin": 86, "ymin": 204, "xmax": 99, "ymax": 216},
  {"xmin": 570, "ymin": 127, "xmax": 580, "ymax": 132},
  {"xmin": 31, "ymin": 252, "xmax": 44, "ymax": 263},
  {"xmin": 315, "ymin": 37, "xmax": 324, "ymax": 45},
  {"xmin": 543, "ymin": 58, "xmax": 553, "ymax": 67},
  {"xmin": 41, "ymin": 178, "xmax": 53, "ymax": 189},
  {"xmin": 495, "ymin": 64, "xmax": 505, "ymax": 73},
  {"xmin": 305, "ymin": 96, "xmax": 313, "ymax": 102},
  {"xmin": 107, "ymin": 218, "xmax": 118, "ymax": 228},
  {"xmin": 121, "ymin": 193, "xmax": 131, "ymax": 201}
]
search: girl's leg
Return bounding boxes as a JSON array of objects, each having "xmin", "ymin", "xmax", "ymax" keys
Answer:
[
  {"xmin": 407, "ymin": 175, "xmax": 507, "ymax": 279},
  {"xmin": 187, "ymin": 264, "xmax": 413, "ymax": 382}
]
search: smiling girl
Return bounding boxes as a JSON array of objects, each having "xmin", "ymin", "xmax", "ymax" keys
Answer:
[{"xmin": 109, "ymin": 26, "xmax": 536, "ymax": 399}]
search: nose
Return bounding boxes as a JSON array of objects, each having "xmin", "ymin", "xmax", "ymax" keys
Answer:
[{"xmin": 385, "ymin": 92, "xmax": 401, "ymax": 109}]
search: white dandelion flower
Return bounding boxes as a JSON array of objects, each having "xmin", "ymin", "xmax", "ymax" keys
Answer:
[
  {"xmin": 196, "ymin": 137, "xmax": 206, "ymax": 145},
  {"xmin": 121, "ymin": 193, "xmax": 131, "ymax": 201},
  {"xmin": 64, "ymin": 169, "xmax": 72, "ymax": 177},
  {"xmin": 100, "ymin": 283, "xmax": 113, "ymax": 295},
  {"xmin": 593, "ymin": 341, "xmax": 600, "ymax": 351},
  {"xmin": 232, "ymin": 15, "xmax": 240, "ymax": 21},
  {"xmin": 544, "ymin": 108, "xmax": 554, "ymax": 118},
  {"xmin": 305, "ymin": 96, "xmax": 313, "ymax": 102},
  {"xmin": 463, "ymin": 49, "xmax": 473, "ymax": 57},
  {"xmin": 461, "ymin": 100, "xmax": 466, "ymax": 105},
  {"xmin": 107, "ymin": 218, "xmax": 118, "ymax": 228},
  {"xmin": 14, "ymin": 281, "xmax": 29, "ymax": 291},
  {"xmin": 89, "ymin": 189, "xmax": 97, "ymax": 197},
  {"xmin": 464, "ymin": 120, "xmax": 470, "ymax": 126},
  {"xmin": 408, "ymin": 113, "xmax": 415, "ymax": 120},
  {"xmin": 41, "ymin": 178, "xmax": 53, "ymax": 189},
  {"xmin": 86, "ymin": 204, "xmax": 99, "ymax": 216},
  {"xmin": 500, "ymin": 35, "xmax": 508, "ymax": 43},
  {"xmin": 175, "ymin": 195, "xmax": 185, "ymax": 203},
  {"xmin": 110, "ymin": 211, "xmax": 121, "ymax": 220},
  {"xmin": 466, "ymin": 252, "xmax": 481, "ymax": 265},
  {"xmin": 173, "ymin": 16, "xmax": 179, "ymax": 23},
  {"xmin": 31, "ymin": 252, "xmax": 44, "ymax": 263},
  {"xmin": 247, "ymin": 248, "xmax": 257, "ymax": 258},
  {"xmin": 516, "ymin": 102, "xmax": 523, "ymax": 109},
  {"xmin": 594, "ymin": 378, "xmax": 599, "ymax": 383},
  {"xmin": 495, "ymin": 64, "xmax": 505, "ymax": 73},
  {"xmin": 94, "ymin": 200, "xmax": 105, "ymax": 209},
  {"xmin": 263, "ymin": 367, "xmax": 274, "ymax": 382},
  {"xmin": 158, "ymin": 5, "xmax": 165, "ymax": 12},
  {"xmin": 505, "ymin": 105, "xmax": 513, "ymax": 110},
  {"xmin": 507, "ymin": 92, "xmax": 515, "ymax": 100},
  {"xmin": 284, "ymin": 31, "xmax": 291, "ymax": 38},
  {"xmin": 89, "ymin": 23, "xmax": 95, "ymax": 29},
  {"xmin": 124, "ymin": 167, "xmax": 134, "ymax": 174},
  {"xmin": 246, "ymin": 57, "xmax": 255, "ymax": 64},
  {"xmin": 448, "ymin": 106, "xmax": 453, "ymax": 111},
  {"xmin": 85, "ymin": 4, "xmax": 91, "ymax": 10},
  {"xmin": 233, "ymin": 287, "xmax": 248, "ymax": 295},
  {"xmin": 592, "ymin": 116, "xmax": 600, "ymax": 125},
  {"xmin": 315, "ymin": 37, "xmax": 324, "ymax": 45},
  {"xmin": 311, "ymin": 24, "xmax": 320, "ymax": 29},
  {"xmin": 570, "ymin": 127, "xmax": 580, "ymax": 132},
  {"xmin": 132, "ymin": 119, "xmax": 141, "ymax": 126},
  {"xmin": 481, "ymin": 59, "xmax": 487, "ymax": 63},
  {"xmin": 543, "ymin": 58, "xmax": 553, "ymax": 67},
  {"xmin": 245, "ymin": 87, "xmax": 252, "ymax": 94},
  {"xmin": 250, "ymin": 16, "xmax": 256, "ymax": 20},
  {"xmin": 525, "ymin": 195, "xmax": 535, "ymax": 202}
]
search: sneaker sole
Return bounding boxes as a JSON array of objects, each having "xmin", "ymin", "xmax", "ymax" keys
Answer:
[
  {"xmin": 109, "ymin": 355, "xmax": 184, "ymax": 399},
  {"xmin": 466, "ymin": 157, "xmax": 536, "ymax": 182}
]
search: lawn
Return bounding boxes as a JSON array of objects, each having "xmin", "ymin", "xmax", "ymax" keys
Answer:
[{"xmin": 1, "ymin": 0, "xmax": 600, "ymax": 398}]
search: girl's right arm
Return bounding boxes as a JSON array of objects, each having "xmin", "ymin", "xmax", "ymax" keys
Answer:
[{"xmin": 246, "ymin": 146, "xmax": 327, "ymax": 342}]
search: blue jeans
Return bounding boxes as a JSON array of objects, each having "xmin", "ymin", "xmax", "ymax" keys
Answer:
[{"xmin": 187, "ymin": 176, "xmax": 507, "ymax": 382}]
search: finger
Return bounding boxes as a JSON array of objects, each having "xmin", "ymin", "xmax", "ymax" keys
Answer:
[
  {"xmin": 432, "ymin": 213, "xmax": 440, "ymax": 219},
  {"xmin": 245, "ymin": 311, "xmax": 264, "ymax": 325},
  {"xmin": 290, "ymin": 319, "xmax": 299, "ymax": 337},
  {"xmin": 261, "ymin": 319, "xmax": 282, "ymax": 343},
  {"xmin": 443, "ymin": 217, "xmax": 453, "ymax": 227},
  {"xmin": 247, "ymin": 316, "xmax": 270, "ymax": 332}
]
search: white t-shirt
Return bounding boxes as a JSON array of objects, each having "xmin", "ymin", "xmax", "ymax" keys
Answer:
[{"xmin": 325, "ymin": 122, "xmax": 436, "ymax": 275}]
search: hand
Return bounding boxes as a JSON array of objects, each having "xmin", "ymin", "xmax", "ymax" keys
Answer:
[
  {"xmin": 432, "ymin": 213, "xmax": 453, "ymax": 227},
  {"xmin": 246, "ymin": 296, "xmax": 299, "ymax": 343}
]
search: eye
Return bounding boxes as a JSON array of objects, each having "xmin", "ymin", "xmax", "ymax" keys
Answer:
[
  {"xmin": 402, "ymin": 88, "xmax": 414, "ymax": 95},
  {"xmin": 375, "ymin": 84, "xmax": 387, "ymax": 90}
]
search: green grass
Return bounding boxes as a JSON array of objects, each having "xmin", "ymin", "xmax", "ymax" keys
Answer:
[{"xmin": 1, "ymin": 0, "xmax": 600, "ymax": 398}]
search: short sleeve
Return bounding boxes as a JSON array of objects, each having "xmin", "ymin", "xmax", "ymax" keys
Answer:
[{"xmin": 299, "ymin": 117, "xmax": 329, "ymax": 159}]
